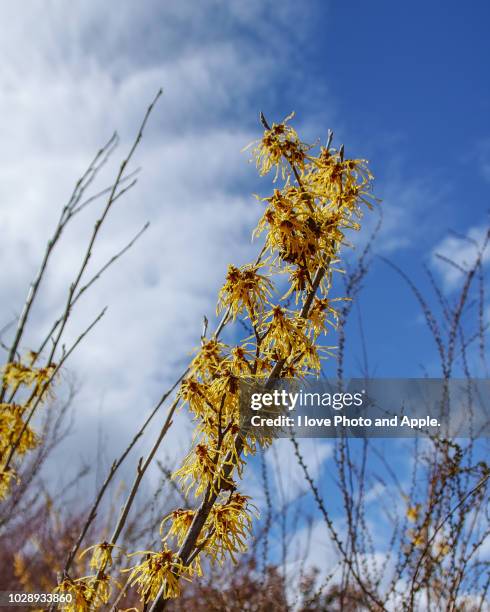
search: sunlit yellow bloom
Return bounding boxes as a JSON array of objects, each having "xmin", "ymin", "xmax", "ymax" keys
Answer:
[
  {"xmin": 261, "ymin": 306, "xmax": 306, "ymax": 359},
  {"xmin": 0, "ymin": 403, "xmax": 38, "ymax": 456},
  {"xmin": 252, "ymin": 356, "xmax": 273, "ymax": 376},
  {"xmin": 204, "ymin": 493, "xmax": 258, "ymax": 564},
  {"xmin": 54, "ymin": 577, "xmax": 97, "ymax": 611},
  {"xmin": 179, "ymin": 378, "xmax": 215, "ymax": 419},
  {"xmin": 160, "ymin": 508, "xmax": 196, "ymax": 546},
  {"xmin": 412, "ymin": 532, "xmax": 426, "ymax": 549},
  {"xmin": 0, "ymin": 468, "xmax": 18, "ymax": 500},
  {"xmin": 407, "ymin": 526, "xmax": 427, "ymax": 549},
  {"xmin": 434, "ymin": 539, "xmax": 451, "ymax": 557},
  {"xmin": 246, "ymin": 112, "xmax": 309, "ymax": 180},
  {"xmin": 2, "ymin": 361, "xmax": 57, "ymax": 395},
  {"xmin": 224, "ymin": 422, "xmax": 267, "ymax": 459},
  {"xmin": 228, "ymin": 345, "xmax": 254, "ymax": 375},
  {"xmin": 80, "ymin": 541, "xmax": 122, "ymax": 571},
  {"xmin": 56, "ymin": 573, "xmax": 120, "ymax": 610},
  {"xmin": 174, "ymin": 443, "xmax": 235, "ymax": 497},
  {"xmin": 306, "ymin": 298, "xmax": 340, "ymax": 337},
  {"xmin": 293, "ymin": 338, "xmax": 323, "ymax": 372},
  {"xmin": 124, "ymin": 545, "xmax": 194, "ymax": 601},
  {"xmin": 210, "ymin": 366, "xmax": 240, "ymax": 398},
  {"xmin": 406, "ymin": 503, "xmax": 422, "ymax": 522},
  {"xmin": 254, "ymin": 188, "xmax": 320, "ymax": 268},
  {"xmin": 190, "ymin": 339, "xmax": 227, "ymax": 378},
  {"xmin": 128, "ymin": 114, "xmax": 377, "ymax": 597},
  {"xmin": 217, "ymin": 263, "xmax": 273, "ymax": 321},
  {"xmin": 0, "ymin": 359, "xmax": 58, "ymax": 501},
  {"xmin": 306, "ymin": 148, "xmax": 374, "ymax": 209},
  {"xmin": 283, "ymin": 267, "xmax": 311, "ymax": 300}
]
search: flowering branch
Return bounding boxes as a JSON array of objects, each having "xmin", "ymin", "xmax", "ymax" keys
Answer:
[{"xmin": 137, "ymin": 113, "xmax": 375, "ymax": 610}]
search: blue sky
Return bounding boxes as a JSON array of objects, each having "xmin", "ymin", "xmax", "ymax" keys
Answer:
[
  {"xmin": 181, "ymin": 0, "xmax": 490, "ymax": 378},
  {"xmin": 2, "ymin": 1, "xmax": 488, "ymax": 384},
  {"xmin": 1, "ymin": 0, "xmax": 488, "ymax": 599},
  {"xmin": 278, "ymin": 0, "xmax": 490, "ymax": 377},
  {"xmin": 244, "ymin": 1, "xmax": 490, "ymax": 587}
]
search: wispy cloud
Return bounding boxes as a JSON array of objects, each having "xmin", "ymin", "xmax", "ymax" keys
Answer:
[
  {"xmin": 431, "ymin": 224, "xmax": 490, "ymax": 290},
  {"xmin": 0, "ymin": 1, "xmax": 323, "ymax": 482},
  {"xmin": 266, "ymin": 438, "xmax": 332, "ymax": 504}
]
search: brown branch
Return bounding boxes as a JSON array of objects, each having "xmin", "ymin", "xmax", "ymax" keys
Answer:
[
  {"xmin": 409, "ymin": 472, "xmax": 489, "ymax": 607},
  {"xmin": 5, "ymin": 90, "xmax": 162, "ymax": 468},
  {"xmin": 290, "ymin": 434, "xmax": 386, "ymax": 611},
  {"xmin": 3, "ymin": 308, "xmax": 107, "ymax": 471},
  {"xmin": 1, "ymin": 132, "xmax": 118, "ymax": 402},
  {"xmin": 89, "ymin": 398, "xmax": 179, "ymax": 600},
  {"xmin": 148, "ymin": 259, "xmax": 329, "ymax": 612}
]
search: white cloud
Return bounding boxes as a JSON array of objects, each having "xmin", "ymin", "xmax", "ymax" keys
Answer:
[
  {"xmin": 431, "ymin": 224, "xmax": 490, "ymax": 290},
  {"xmin": 372, "ymin": 173, "xmax": 444, "ymax": 254},
  {"xmin": 266, "ymin": 438, "xmax": 332, "ymax": 504},
  {"xmin": 363, "ymin": 480, "xmax": 386, "ymax": 504},
  {"xmin": 0, "ymin": 1, "xmax": 321, "ymax": 488},
  {"xmin": 285, "ymin": 517, "xmax": 339, "ymax": 587}
]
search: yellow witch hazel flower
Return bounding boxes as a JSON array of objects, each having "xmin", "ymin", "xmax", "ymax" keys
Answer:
[
  {"xmin": 306, "ymin": 297, "xmax": 341, "ymax": 338},
  {"xmin": 179, "ymin": 377, "xmax": 215, "ymax": 419},
  {"xmin": 254, "ymin": 187, "xmax": 319, "ymax": 268},
  {"xmin": 282, "ymin": 267, "xmax": 311, "ymax": 301},
  {"xmin": 209, "ymin": 365, "xmax": 240, "ymax": 399},
  {"xmin": 190, "ymin": 339, "xmax": 227, "ymax": 378},
  {"xmin": 91, "ymin": 572, "xmax": 120, "ymax": 608},
  {"xmin": 79, "ymin": 541, "xmax": 122, "ymax": 571},
  {"xmin": 434, "ymin": 538, "xmax": 451, "ymax": 558},
  {"xmin": 174, "ymin": 443, "xmax": 235, "ymax": 497},
  {"xmin": 124, "ymin": 545, "xmax": 196, "ymax": 601},
  {"xmin": 61, "ymin": 573, "xmax": 118, "ymax": 610},
  {"xmin": 0, "ymin": 357, "xmax": 59, "ymax": 500},
  {"xmin": 408, "ymin": 528, "xmax": 427, "ymax": 549},
  {"xmin": 160, "ymin": 508, "xmax": 196, "ymax": 547},
  {"xmin": 2, "ymin": 362, "xmax": 39, "ymax": 389},
  {"xmin": 228, "ymin": 345, "xmax": 255, "ymax": 376},
  {"xmin": 246, "ymin": 112, "xmax": 309, "ymax": 180},
  {"xmin": 293, "ymin": 337, "xmax": 323, "ymax": 373},
  {"xmin": 0, "ymin": 468, "xmax": 18, "ymax": 500},
  {"xmin": 204, "ymin": 493, "xmax": 258, "ymax": 564},
  {"xmin": 54, "ymin": 576, "xmax": 99, "ymax": 611},
  {"xmin": 260, "ymin": 305, "xmax": 305, "ymax": 359},
  {"xmin": 2, "ymin": 360, "xmax": 57, "ymax": 395},
  {"xmin": 306, "ymin": 146, "xmax": 373, "ymax": 209},
  {"xmin": 406, "ymin": 503, "xmax": 422, "ymax": 522},
  {"xmin": 217, "ymin": 262, "xmax": 273, "ymax": 322},
  {"xmin": 0, "ymin": 403, "xmax": 38, "ymax": 456}
]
